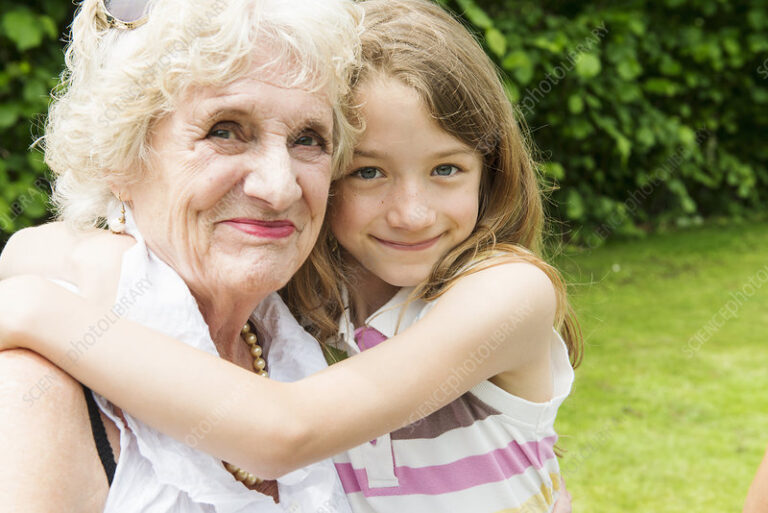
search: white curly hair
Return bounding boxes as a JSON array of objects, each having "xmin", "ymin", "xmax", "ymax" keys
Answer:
[{"xmin": 44, "ymin": 0, "xmax": 362, "ymax": 228}]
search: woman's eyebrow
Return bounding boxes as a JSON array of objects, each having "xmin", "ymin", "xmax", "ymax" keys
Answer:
[
  {"xmin": 190, "ymin": 101, "xmax": 256, "ymax": 124},
  {"xmin": 294, "ymin": 116, "xmax": 333, "ymax": 140},
  {"xmin": 193, "ymin": 97, "xmax": 332, "ymax": 137}
]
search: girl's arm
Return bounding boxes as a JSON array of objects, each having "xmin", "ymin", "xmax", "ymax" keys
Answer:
[
  {"xmin": 0, "ymin": 222, "xmax": 135, "ymax": 303},
  {"xmin": 0, "ymin": 223, "xmax": 79, "ymax": 279},
  {"xmin": 0, "ymin": 261, "xmax": 556, "ymax": 479}
]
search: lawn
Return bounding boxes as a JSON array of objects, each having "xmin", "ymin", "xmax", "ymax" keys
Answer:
[{"xmin": 553, "ymin": 221, "xmax": 768, "ymax": 512}]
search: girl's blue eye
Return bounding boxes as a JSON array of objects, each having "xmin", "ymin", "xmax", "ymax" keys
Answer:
[
  {"xmin": 433, "ymin": 164, "xmax": 460, "ymax": 176},
  {"xmin": 353, "ymin": 167, "xmax": 383, "ymax": 180}
]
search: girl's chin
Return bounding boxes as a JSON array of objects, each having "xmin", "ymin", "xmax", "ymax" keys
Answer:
[{"xmin": 380, "ymin": 269, "xmax": 432, "ymax": 289}]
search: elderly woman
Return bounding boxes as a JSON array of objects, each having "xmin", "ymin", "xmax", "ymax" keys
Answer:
[{"xmin": 0, "ymin": 0, "xmax": 360, "ymax": 511}]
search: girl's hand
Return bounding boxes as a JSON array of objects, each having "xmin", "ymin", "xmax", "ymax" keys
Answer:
[
  {"xmin": 0, "ymin": 223, "xmax": 81, "ymax": 281},
  {"xmin": 0, "ymin": 223, "xmax": 134, "ymax": 305},
  {"xmin": 0, "ymin": 275, "xmax": 52, "ymax": 351}
]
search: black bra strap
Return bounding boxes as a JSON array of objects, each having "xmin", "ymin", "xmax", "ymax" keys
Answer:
[{"xmin": 82, "ymin": 385, "xmax": 117, "ymax": 485}]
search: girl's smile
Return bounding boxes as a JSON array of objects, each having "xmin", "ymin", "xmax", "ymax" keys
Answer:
[
  {"xmin": 371, "ymin": 234, "xmax": 443, "ymax": 251},
  {"xmin": 329, "ymin": 75, "xmax": 483, "ymax": 289}
]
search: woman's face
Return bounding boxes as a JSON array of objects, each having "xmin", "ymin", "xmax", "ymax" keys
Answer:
[{"xmin": 124, "ymin": 58, "xmax": 334, "ymax": 302}]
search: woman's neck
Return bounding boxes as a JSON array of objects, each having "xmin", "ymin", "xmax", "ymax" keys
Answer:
[{"xmin": 193, "ymin": 290, "xmax": 266, "ymax": 364}]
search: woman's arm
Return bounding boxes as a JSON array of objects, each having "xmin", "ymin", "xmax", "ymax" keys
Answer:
[
  {"xmin": 0, "ymin": 224, "xmax": 132, "ymax": 511},
  {"xmin": 0, "ymin": 349, "xmax": 112, "ymax": 512},
  {"xmin": 745, "ymin": 446, "xmax": 768, "ymax": 512},
  {"xmin": 0, "ymin": 261, "xmax": 557, "ymax": 479}
]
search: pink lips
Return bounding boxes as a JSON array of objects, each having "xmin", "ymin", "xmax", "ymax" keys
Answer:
[
  {"xmin": 373, "ymin": 234, "xmax": 442, "ymax": 251},
  {"xmin": 223, "ymin": 218, "xmax": 296, "ymax": 239}
]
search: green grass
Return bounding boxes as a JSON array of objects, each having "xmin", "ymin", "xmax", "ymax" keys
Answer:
[{"xmin": 553, "ymin": 221, "xmax": 768, "ymax": 512}]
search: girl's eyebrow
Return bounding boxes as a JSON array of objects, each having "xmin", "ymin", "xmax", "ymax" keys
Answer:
[
  {"xmin": 354, "ymin": 147, "xmax": 476, "ymax": 159},
  {"xmin": 430, "ymin": 148, "xmax": 476, "ymax": 159},
  {"xmin": 353, "ymin": 147, "xmax": 384, "ymax": 159}
]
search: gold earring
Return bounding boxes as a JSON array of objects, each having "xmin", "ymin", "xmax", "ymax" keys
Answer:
[{"xmin": 109, "ymin": 194, "xmax": 127, "ymax": 234}]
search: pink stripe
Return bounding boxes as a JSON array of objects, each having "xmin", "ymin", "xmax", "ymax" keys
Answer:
[
  {"xmin": 335, "ymin": 435, "xmax": 557, "ymax": 497},
  {"xmin": 354, "ymin": 326, "xmax": 388, "ymax": 351}
]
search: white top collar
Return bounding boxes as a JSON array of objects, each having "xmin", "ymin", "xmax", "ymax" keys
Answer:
[{"xmin": 335, "ymin": 286, "xmax": 427, "ymax": 356}]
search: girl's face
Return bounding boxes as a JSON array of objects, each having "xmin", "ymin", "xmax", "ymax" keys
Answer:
[{"xmin": 329, "ymin": 76, "xmax": 483, "ymax": 289}]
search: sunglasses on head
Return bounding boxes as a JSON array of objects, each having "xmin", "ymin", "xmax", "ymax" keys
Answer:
[{"xmin": 96, "ymin": 0, "xmax": 150, "ymax": 30}]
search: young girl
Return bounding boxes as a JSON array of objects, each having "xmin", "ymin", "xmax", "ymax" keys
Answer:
[{"xmin": 0, "ymin": 0, "xmax": 580, "ymax": 511}]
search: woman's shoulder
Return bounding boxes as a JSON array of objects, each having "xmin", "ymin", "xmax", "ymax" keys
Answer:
[{"xmin": 0, "ymin": 349, "xmax": 111, "ymax": 511}]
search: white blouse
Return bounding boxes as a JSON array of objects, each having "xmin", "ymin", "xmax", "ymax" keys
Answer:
[{"xmin": 60, "ymin": 206, "xmax": 351, "ymax": 513}]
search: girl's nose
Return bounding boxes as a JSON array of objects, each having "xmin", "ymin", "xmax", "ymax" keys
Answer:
[{"xmin": 386, "ymin": 189, "xmax": 437, "ymax": 231}]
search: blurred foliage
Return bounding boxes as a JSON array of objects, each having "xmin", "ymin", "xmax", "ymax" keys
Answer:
[
  {"xmin": 442, "ymin": 0, "xmax": 768, "ymax": 246},
  {"xmin": 0, "ymin": 0, "xmax": 72, "ymax": 248},
  {"xmin": 1, "ymin": 1, "xmax": 767, "ymax": 249}
]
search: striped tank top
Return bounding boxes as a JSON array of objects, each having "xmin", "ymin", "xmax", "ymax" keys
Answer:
[{"xmin": 331, "ymin": 287, "xmax": 574, "ymax": 512}]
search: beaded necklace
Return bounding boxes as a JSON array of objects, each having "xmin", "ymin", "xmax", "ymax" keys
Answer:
[{"xmin": 222, "ymin": 321, "xmax": 267, "ymax": 487}]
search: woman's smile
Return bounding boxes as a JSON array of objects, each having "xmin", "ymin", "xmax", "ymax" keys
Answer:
[{"xmin": 221, "ymin": 218, "xmax": 297, "ymax": 239}]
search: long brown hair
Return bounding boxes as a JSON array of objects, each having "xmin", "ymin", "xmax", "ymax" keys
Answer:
[{"xmin": 281, "ymin": 0, "xmax": 582, "ymax": 367}]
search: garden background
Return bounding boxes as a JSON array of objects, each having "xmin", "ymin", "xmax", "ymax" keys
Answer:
[{"xmin": 1, "ymin": 0, "xmax": 767, "ymax": 510}]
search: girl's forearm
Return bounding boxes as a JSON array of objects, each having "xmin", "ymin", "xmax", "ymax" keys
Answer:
[
  {"xmin": 24, "ymin": 283, "xmax": 301, "ymax": 478},
  {"xmin": 13, "ymin": 262, "xmax": 552, "ymax": 478},
  {"xmin": 16, "ymin": 280, "xmax": 431, "ymax": 475},
  {"xmin": 2, "ymin": 276, "xmax": 401, "ymax": 475}
]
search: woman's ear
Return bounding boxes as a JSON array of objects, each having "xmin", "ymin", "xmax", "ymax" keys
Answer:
[{"xmin": 108, "ymin": 183, "xmax": 132, "ymax": 203}]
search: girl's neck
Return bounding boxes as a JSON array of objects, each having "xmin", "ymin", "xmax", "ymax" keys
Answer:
[{"xmin": 346, "ymin": 260, "xmax": 401, "ymax": 327}]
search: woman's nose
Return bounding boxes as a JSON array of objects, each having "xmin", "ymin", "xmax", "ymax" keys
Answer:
[{"xmin": 242, "ymin": 143, "xmax": 302, "ymax": 212}]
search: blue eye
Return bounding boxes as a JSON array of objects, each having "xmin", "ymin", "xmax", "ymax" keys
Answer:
[
  {"xmin": 352, "ymin": 167, "xmax": 383, "ymax": 180},
  {"xmin": 208, "ymin": 121, "xmax": 240, "ymax": 140},
  {"xmin": 209, "ymin": 128, "xmax": 234, "ymax": 139},
  {"xmin": 433, "ymin": 164, "xmax": 460, "ymax": 177},
  {"xmin": 295, "ymin": 133, "xmax": 325, "ymax": 147}
]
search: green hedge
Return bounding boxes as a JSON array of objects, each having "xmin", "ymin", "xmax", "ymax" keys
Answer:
[
  {"xmin": 0, "ymin": 0, "xmax": 71, "ymax": 248},
  {"xmin": 1, "ymin": 1, "xmax": 767, "ymax": 249},
  {"xmin": 443, "ymin": 0, "xmax": 768, "ymax": 246}
]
